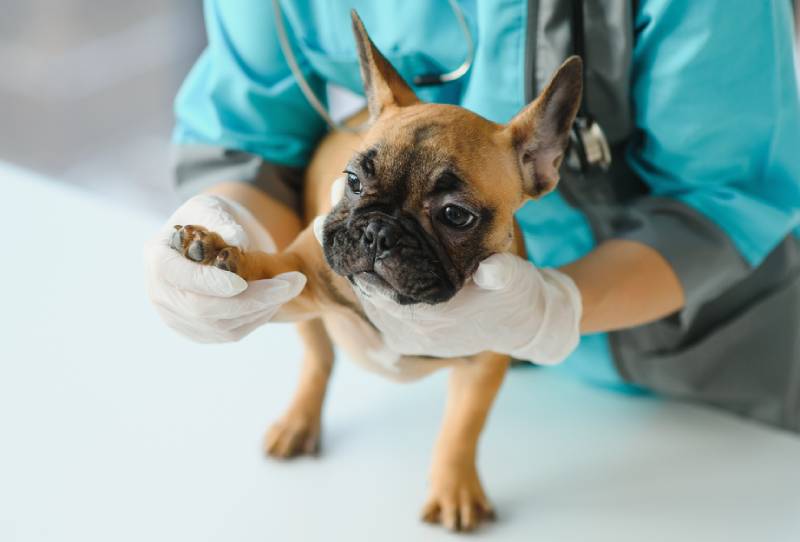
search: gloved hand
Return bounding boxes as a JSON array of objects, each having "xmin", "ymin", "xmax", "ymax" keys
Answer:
[
  {"xmin": 144, "ymin": 194, "xmax": 306, "ymax": 343},
  {"xmin": 313, "ymin": 216, "xmax": 581, "ymax": 364}
]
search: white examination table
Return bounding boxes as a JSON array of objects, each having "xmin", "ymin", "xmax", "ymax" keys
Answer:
[{"xmin": 1, "ymin": 163, "xmax": 799, "ymax": 542}]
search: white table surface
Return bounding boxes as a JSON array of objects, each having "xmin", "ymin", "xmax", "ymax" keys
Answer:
[{"xmin": 1, "ymin": 163, "xmax": 799, "ymax": 542}]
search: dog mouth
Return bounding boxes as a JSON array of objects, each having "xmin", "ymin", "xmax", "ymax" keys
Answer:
[
  {"xmin": 351, "ymin": 271, "xmax": 413, "ymax": 304},
  {"xmin": 322, "ymin": 212, "xmax": 460, "ymax": 305},
  {"xmin": 350, "ymin": 270, "xmax": 453, "ymax": 305}
]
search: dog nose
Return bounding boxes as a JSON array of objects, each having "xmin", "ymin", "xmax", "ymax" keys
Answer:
[{"xmin": 363, "ymin": 221, "xmax": 400, "ymax": 255}]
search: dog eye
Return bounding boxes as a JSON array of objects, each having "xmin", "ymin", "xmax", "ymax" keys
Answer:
[
  {"xmin": 439, "ymin": 205, "xmax": 476, "ymax": 229},
  {"xmin": 346, "ymin": 172, "xmax": 362, "ymax": 195}
]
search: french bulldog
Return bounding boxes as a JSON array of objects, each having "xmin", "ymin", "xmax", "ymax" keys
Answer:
[{"xmin": 170, "ymin": 11, "xmax": 582, "ymax": 532}]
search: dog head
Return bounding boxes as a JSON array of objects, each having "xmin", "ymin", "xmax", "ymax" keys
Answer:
[{"xmin": 321, "ymin": 11, "xmax": 583, "ymax": 305}]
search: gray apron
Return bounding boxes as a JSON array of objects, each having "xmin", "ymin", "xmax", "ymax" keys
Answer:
[{"xmin": 526, "ymin": 0, "xmax": 800, "ymax": 432}]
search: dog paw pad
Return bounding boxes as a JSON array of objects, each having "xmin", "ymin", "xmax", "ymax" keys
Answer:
[{"xmin": 213, "ymin": 247, "xmax": 240, "ymax": 273}]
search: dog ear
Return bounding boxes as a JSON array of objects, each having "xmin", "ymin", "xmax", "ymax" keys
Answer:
[
  {"xmin": 351, "ymin": 10, "xmax": 419, "ymax": 121},
  {"xmin": 505, "ymin": 56, "xmax": 583, "ymax": 199}
]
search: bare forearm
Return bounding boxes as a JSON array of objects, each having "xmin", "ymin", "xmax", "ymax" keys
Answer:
[{"xmin": 559, "ymin": 239, "xmax": 685, "ymax": 334}]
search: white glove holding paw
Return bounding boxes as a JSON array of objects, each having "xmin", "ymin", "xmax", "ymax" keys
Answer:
[
  {"xmin": 312, "ymin": 178, "xmax": 582, "ymax": 364},
  {"xmin": 144, "ymin": 195, "xmax": 306, "ymax": 343}
]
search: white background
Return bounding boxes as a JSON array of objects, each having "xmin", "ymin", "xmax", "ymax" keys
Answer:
[{"xmin": 2, "ymin": 166, "xmax": 800, "ymax": 541}]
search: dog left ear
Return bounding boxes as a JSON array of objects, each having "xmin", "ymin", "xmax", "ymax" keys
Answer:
[
  {"xmin": 351, "ymin": 10, "xmax": 419, "ymax": 121},
  {"xmin": 505, "ymin": 56, "xmax": 583, "ymax": 198}
]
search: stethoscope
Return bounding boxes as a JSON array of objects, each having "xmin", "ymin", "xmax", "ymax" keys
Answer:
[{"xmin": 272, "ymin": 0, "xmax": 611, "ymax": 171}]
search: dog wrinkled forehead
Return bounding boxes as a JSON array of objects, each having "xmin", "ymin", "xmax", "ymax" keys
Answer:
[
  {"xmin": 369, "ymin": 103, "xmax": 497, "ymax": 154},
  {"xmin": 354, "ymin": 104, "xmax": 521, "ymax": 207},
  {"xmin": 354, "ymin": 139, "xmax": 441, "ymax": 206}
]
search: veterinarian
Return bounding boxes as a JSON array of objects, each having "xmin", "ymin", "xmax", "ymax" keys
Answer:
[{"xmin": 145, "ymin": 0, "xmax": 800, "ymax": 431}]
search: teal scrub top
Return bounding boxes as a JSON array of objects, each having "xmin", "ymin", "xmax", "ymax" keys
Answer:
[{"xmin": 174, "ymin": 0, "xmax": 800, "ymax": 387}]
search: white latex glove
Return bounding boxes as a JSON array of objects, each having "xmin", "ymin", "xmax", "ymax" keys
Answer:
[
  {"xmin": 144, "ymin": 195, "xmax": 306, "ymax": 343},
  {"xmin": 313, "ymin": 213, "xmax": 581, "ymax": 364}
]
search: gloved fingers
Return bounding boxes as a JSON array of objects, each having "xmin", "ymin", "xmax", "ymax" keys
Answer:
[
  {"xmin": 152, "ymin": 302, "xmax": 242, "ymax": 343},
  {"xmin": 177, "ymin": 304, "xmax": 274, "ymax": 335},
  {"xmin": 216, "ymin": 196, "xmax": 279, "ymax": 253},
  {"xmin": 330, "ymin": 175, "xmax": 345, "ymax": 206},
  {"xmin": 311, "ymin": 176, "xmax": 346, "ymax": 246},
  {"xmin": 145, "ymin": 240, "xmax": 248, "ymax": 298},
  {"xmin": 156, "ymin": 279, "xmax": 298, "ymax": 320},
  {"xmin": 149, "ymin": 269, "xmax": 305, "ymax": 320},
  {"xmin": 176, "ymin": 299, "xmax": 282, "ymax": 338},
  {"xmin": 167, "ymin": 194, "xmax": 250, "ymax": 248},
  {"xmin": 211, "ymin": 306, "xmax": 277, "ymax": 332},
  {"xmin": 239, "ymin": 272, "xmax": 307, "ymax": 306},
  {"xmin": 312, "ymin": 215, "xmax": 326, "ymax": 245},
  {"xmin": 222, "ymin": 310, "xmax": 284, "ymax": 339},
  {"xmin": 153, "ymin": 296, "xmax": 281, "ymax": 342},
  {"xmin": 167, "ymin": 194, "xmax": 279, "ymax": 253},
  {"xmin": 473, "ymin": 253, "xmax": 525, "ymax": 291}
]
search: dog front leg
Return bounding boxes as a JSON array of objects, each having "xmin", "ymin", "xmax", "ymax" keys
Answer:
[
  {"xmin": 421, "ymin": 352, "xmax": 509, "ymax": 532},
  {"xmin": 264, "ymin": 317, "xmax": 334, "ymax": 457}
]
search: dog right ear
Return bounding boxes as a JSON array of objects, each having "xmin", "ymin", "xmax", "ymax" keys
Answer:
[{"xmin": 351, "ymin": 10, "xmax": 419, "ymax": 122}]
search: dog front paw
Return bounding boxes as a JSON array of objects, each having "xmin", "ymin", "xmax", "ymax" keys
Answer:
[
  {"xmin": 263, "ymin": 409, "xmax": 321, "ymax": 459},
  {"xmin": 170, "ymin": 225, "xmax": 244, "ymax": 274},
  {"xmin": 421, "ymin": 461, "xmax": 495, "ymax": 532}
]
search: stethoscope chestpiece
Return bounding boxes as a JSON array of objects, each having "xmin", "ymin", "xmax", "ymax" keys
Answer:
[{"xmin": 568, "ymin": 115, "xmax": 612, "ymax": 173}]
